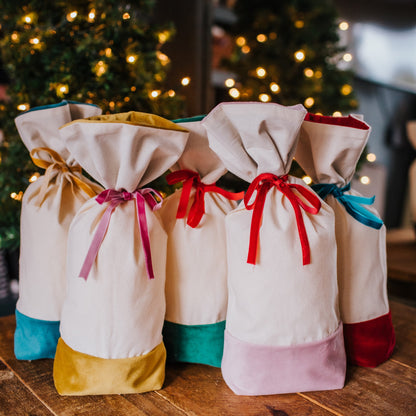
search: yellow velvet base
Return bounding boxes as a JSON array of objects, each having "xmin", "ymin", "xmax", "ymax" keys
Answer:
[{"xmin": 53, "ymin": 338, "xmax": 166, "ymax": 395}]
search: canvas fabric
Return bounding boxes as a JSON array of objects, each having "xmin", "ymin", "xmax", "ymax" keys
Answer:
[
  {"xmin": 53, "ymin": 112, "xmax": 189, "ymax": 395},
  {"xmin": 295, "ymin": 113, "xmax": 395, "ymax": 367},
  {"xmin": 202, "ymin": 102, "xmax": 345, "ymax": 395},
  {"xmin": 14, "ymin": 101, "xmax": 102, "ymax": 360},
  {"xmin": 160, "ymin": 118, "xmax": 240, "ymax": 367}
]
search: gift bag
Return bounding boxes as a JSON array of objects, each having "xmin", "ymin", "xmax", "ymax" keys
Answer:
[
  {"xmin": 295, "ymin": 113, "xmax": 395, "ymax": 367},
  {"xmin": 14, "ymin": 100, "xmax": 102, "ymax": 360},
  {"xmin": 53, "ymin": 112, "xmax": 188, "ymax": 395},
  {"xmin": 160, "ymin": 115, "xmax": 244, "ymax": 367},
  {"xmin": 203, "ymin": 102, "xmax": 346, "ymax": 395}
]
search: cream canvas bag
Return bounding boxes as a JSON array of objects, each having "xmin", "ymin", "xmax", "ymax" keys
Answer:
[
  {"xmin": 296, "ymin": 113, "xmax": 395, "ymax": 367},
  {"xmin": 160, "ymin": 116, "xmax": 244, "ymax": 367},
  {"xmin": 53, "ymin": 112, "xmax": 189, "ymax": 395},
  {"xmin": 203, "ymin": 102, "xmax": 346, "ymax": 395},
  {"xmin": 14, "ymin": 101, "xmax": 102, "ymax": 360}
]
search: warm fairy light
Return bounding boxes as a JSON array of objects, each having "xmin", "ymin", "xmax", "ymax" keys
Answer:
[
  {"xmin": 23, "ymin": 15, "xmax": 32, "ymax": 24},
  {"xmin": 17, "ymin": 103, "xmax": 29, "ymax": 111},
  {"xmin": 150, "ymin": 90, "xmax": 161, "ymax": 98},
  {"xmin": 269, "ymin": 32, "xmax": 277, "ymax": 40},
  {"xmin": 29, "ymin": 37, "xmax": 40, "ymax": 45},
  {"xmin": 124, "ymin": 97, "xmax": 130, "ymax": 102},
  {"xmin": 367, "ymin": 153, "xmax": 377, "ymax": 163},
  {"xmin": 341, "ymin": 84, "xmax": 353, "ymax": 95},
  {"xmin": 343, "ymin": 53, "xmax": 353, "ymax": 62},
  {"xmin": 131, "ymin": 86, "xmax": 136, "ymax": 92},
  {"xmin": 158, "ymin": 31, "xmax": 170, "ymax": 44},
  {"xmin": 109, "ymin": 101, "xmax": 115, "ymax": 110},
  {"xmin": 225, "ymin": 78, "xmax": 235, "ymax": 88},
  {"xmin": 181, "ymin": 76, "xmax": 191, "ymax": 86},
  {"xmin": 304, "ymin": 68, "xmax": 314, "ymax": 78},
  {"xmin": 259, "ymin": 93, "xmax": 271, "ymax": 102},
  {"xmin": 229, "ymin": 88, "xmax": 240, "ymax": 99},
  {"xmin": 294, "ymin": 20, "xmax": 304, "ymax": 29},
  {"xmin": 123, "ymin": 12, "xmax": 131, "ymax": 20},
  {"xmin": 66, "ymin": 11, "xmax": 78, "ymax": 22},
  {"xmin": 314, "ymin": 70, "xmax": 323, "ymax": 78},
  {"xmin": 269, "ymin": 82, "xmax": 280, "ymax": 93},
  {"xmin": 88, "ymin": 10, "xmax": 96, "ymax": 22},
  {"xmin": 58, "ymin": 84, "xmax": 69, "ymax": 94},
  {"xmin": 11, "ymin": 33, "xmax": 19, "ymax": 42},
  {"xmin": 241, "ymin": 45, "xmax": 251, "ymax": 54},
  {"xmin": 156, "ymin": 51, "xmax": 170, "ymax": 66},
  {"xmin": 10, "ymin": 191, "xmax": 23, "ymax": 201},
  {"xmin": 236, "ymin": 36, "xmax": 246, "ymax": 47},
  {"xmin": 95, "ymin": 61, "xmax": 107, "ymax": 76},
  {"xmin": 360, "ymin": 176, "xmax": 370, "ymax": 185},
  {"xmin": 304, "ymin": 97, "xmax": 315, "ymax": 108},
  {"xmin": 126, "ymin": 55, "xmax": 136, "ymax": 63},
  {"xmin": 168, "ymin": 89, "xmax": 176, "ymax": 97},
  {"xmin": 294, "ymin": 50, "xmax": 305, "ymax": 62},
  {"xmin": 256, "ymin": 34, "xmax": 267, "ymax": 43},
  {"xmin": 29, "ymin": 173, "xmax": 40, "ymax": 183},
  {"xmin": 339, "ymin": 21, "xmax": 349, "ymax": 31},
  {"xmin": 256, "ymin": 67, "xmax": 266, "ymax": 78},
  {"xmin": 105, "ymin": 48, "xmax": 112, "ymax": 57},
  {"xmin": 332, "ymin": 111, "xmax": 342, "ymax": 117},
  {"xmin": 302, "ymin": 175, "xmax": 312, "ymax": 185}
]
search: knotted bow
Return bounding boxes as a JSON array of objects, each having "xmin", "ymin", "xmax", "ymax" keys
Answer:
[
  {"xmin": 79, "ymin": 188, "xmax": 163, "ymax": 281},
  {"xmin": 244, "ymin": 173, "xmax": 321, "ymax": 266},
  {"xmin": 312, "ymin": 183, "xmax": 383, "ymax": 229},
  {"xmin": 166, "ymin": 169, "xmax": 245, "ymax": 227},
  {"xmin": 30, "ymin": 147, "xmax": 97, "ymax": 206}
]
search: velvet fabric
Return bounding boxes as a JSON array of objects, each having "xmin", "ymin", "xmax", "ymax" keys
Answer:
[
  {"xmin": 14, "ymin": 309, "xmax": 60, "ymax": 360},
  {"xmin": 343, "ymin": 311, "xmax": 396, "ymax": 367},
  {"xmin": 53, "ymin": 338, "xmax": 166, "ymax": 395},
  {"xmin": 221, "ymin": 323, "xmax": 346, "ymax": 396},
  {"xmin": 163, "ymin": 320, "xmax": 226, "ymax": 367}
]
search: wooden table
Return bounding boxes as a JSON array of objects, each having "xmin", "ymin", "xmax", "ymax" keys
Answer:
[{"xmin": 0, "ymin": 300, "xmax": 415, "ymax": 416}]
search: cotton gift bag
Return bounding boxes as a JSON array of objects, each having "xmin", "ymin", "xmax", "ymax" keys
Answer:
[
  {"xmin": 160, "ymin": 115, "xmax": 244, "ymax": 367},
  {"xmin": 53, "ymin": 112, "xmax": 189, "ymax": 395},
  {"xmin": 295, "ymin": 113, "xmax": 395, "ymax": 367},
  {"xmin": 14, "ymin": 101, "xmax": 102, "ymax": 360},
  {"xmin": 203, "ymin": 102, "xmax": 346, "ymax": 395}
]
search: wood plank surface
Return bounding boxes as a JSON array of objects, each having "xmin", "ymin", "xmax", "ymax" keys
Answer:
[
  {"xmin": 0, "ymin": 300, "xmax": 415, "ymax": 415},
  {"xmin": 386, "ymin": 241, "xmax": 416, "ymax": 283}
]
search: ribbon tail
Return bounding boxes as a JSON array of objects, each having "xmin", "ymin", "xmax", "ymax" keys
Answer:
[
  {"xmin": 79, "ymin": 201, "xmax": 117, "ymax": 280},
  {"xmin": 341, "ymin": 198, "xmax": 383, "ymax": 230},
  {"xmin": 176, "ymin": 179, "xmax": 193, "ymax": 219},
  {"xmin": 135, "ymin": 196, "xmax": 155, "ymax": 280}
]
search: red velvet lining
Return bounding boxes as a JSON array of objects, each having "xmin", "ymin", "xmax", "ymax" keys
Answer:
[
  {"xmin": 343, "ymin": 311, "xmax": 396, "ymax": 367},
  {"xmin": 304, "ymin": 113, "xmax": 369, "ymax": 130}
]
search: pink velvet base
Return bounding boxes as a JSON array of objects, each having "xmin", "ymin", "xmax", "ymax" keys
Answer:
[{"xmin": 221, "ymin": 323, "xmax": 346, "ymax": 396}]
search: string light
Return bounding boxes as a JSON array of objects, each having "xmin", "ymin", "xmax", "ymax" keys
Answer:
[
  {"xmin": 304, "ymin": 68, "xmax": 314, "ymax": 78},
  {"xmin": 29, "ymin": 173, "xmax": 40, "ymax": 183},
  {"xmin": 256, "ymin": 67, "xmax": 266, "ymax": 78},
  {"xmin": 156, "ymin": 51, "xmax": 170, "ymax": 66},
  {"xmin": 168, "ymin": 89, "xmax": 176, "ymax": 97},
  {"xmin": 314, "ymin": 70, "xmax": 323, "ymax": 78},
  {"xmin": 256, "ymin": 34, "xmax": 267, "ymax": 43},
  {"xmin": 181, "ymin": 76, "xmax": 191, "ymax": 86},
  {"xmin": 95, "ymin": 61, "xmax": 107, "ymax": 76},
  {"xmin": 304, "ymin": 97, "xmax": 315, "ymax": 108},
  {"xmin": 124, "ymin": 96, "xmax": 130, "ymax": 102},
  {"xmin": 302, "ymin": 175, "xmax": 312, "ymax": 185},
  {"xmin": 66, "ymin": 11, "xmax": 78, "ymax": 22},
  {"xmin": 158, "ymin": 31, "xmax": 170, "ymax": 44},
  {"xmin": 225, "ymin": 78, "xmax": 235, "ymax": 88},
  {"xmin": 109, "ymin": 101, "xmax": 115, "ymax": 110},
  {"xmin": 88, "ymin": 9, "xmax": 96, "ymax": 22},
  {"xmin": 269, "ymin": 82, "xmax": 280, "ymax": 93},
  {"xmin": 229, "ymin": 88, "xmax": 240, "ymax": 99},
  {"xmin": 130, "ymin": 86, "xmax": 136, "ymax": 92},
  {"xmin": 360, "ymin": 176, "xmax": 370, "ymax": 185},
  {"xmin": 123, "ymin": 12, "xmax": 131, "ymax": 20},
  {"xmin": 23, "ymin": 15, "xmax": 32, "ymax": 24},
  {"xmin": 17, "ymin": 103, "xmax": 29, "ymax": 111},
  {"xmin": 294, "ymin": 20, "xmax": 304, "ymax": 29},
  {"xmin": 29, "ymin": 37, "xmax": 40, "ymax": 45},
  {"xmin": 366, "ymin": 153, "xmax": 377, "ymax": 163},
  {"xmin": 241, "ymin": 45, "xmax": 250, "ymax": 54},
  {"xmin": 332, "ymin": 111, "xmax": 342, "ymax": 117},
  {"xmin": 126, "ymin": 55, "xmax": 136, "ymax": 63},
  {"xmin": 339, "ymin": 21, "xmax": 349, "ymax": 31},
  {"xmin": 269, "ymin": 32, "xmax": 277, "ymax": 40},
  {"xmin": 105, "ymin": 48, "xmax": 112, "ymax": 57},
  {"xmin": 343, "ymin": 53, "xmax": 353, "ymax": 62},
  {"xmin": 236, "ymin": 36, "xmax": 246, "ymax": 47},
  {"xmin": 149, "ymin": 90, "xmax": 161, "ymax": 99},
  {"xmin": 294, "ymin": 50, "xmax": 305, "ymax": 62},
  {"xmin": 10, "ymin": 191, "xmax": 23, "ymax": 201},
  {"xmin": 259, "ymin": 93, "xmax": 271, "ymax": 102},
  {"xmin": 341, "ymin": 84, "xmax": 352, "ymax": 95},
  {"xmin": 56, "ymin": 84, "xmax": 69, "ymax": 97},
  {"xmin": 11, "ymin": 33, "xmax": 19, "ymax": 42}
]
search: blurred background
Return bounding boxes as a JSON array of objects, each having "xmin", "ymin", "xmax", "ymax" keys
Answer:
[{"xmin": 1, "ymin": 0, "xmax": 415, "ymax": 313}]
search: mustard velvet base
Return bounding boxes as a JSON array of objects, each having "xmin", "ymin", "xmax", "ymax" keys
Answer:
[{"xmin": 53, "ymin": 338, "xmax": 166, "ymax": 395}]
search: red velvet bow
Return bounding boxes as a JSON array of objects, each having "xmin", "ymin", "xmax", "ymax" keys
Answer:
[
  {"xmin": 167, "ymin": 169, "xmax": 245, "ymax": 228},
  {"xmin": 244, "ymin": 173, "xmax": 321, "ymax": 266}
]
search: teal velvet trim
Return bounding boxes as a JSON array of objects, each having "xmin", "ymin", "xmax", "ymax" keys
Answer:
[
  {"xmin": 22, "ymin": 99, "xmax": 100, "ymax": 114},
  {"xmin": 163, "ymin": 320, "xmax": 225, "ymax": 367},
  {"xmin": 173, "ymin": 115, "xmax": 206, "ymax": 123},
  {"xmin": 14, "ymin": 309, "xmax": 60, "ymax": 360}
]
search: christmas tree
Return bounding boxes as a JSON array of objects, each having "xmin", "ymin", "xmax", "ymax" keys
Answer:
[
  {"xmin": 0, "ymin": 0, "xmax": 185, "ymax": 250},
  {"xmin": 222, "ymin": 0, "xmax": 358, "ymax": 115}
]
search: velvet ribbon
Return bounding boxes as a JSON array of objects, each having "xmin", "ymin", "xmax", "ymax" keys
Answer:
[
  {"xmin": 244, "ymin": 173, "xmax": 321, "ymax": 266},
  {"xmin": 79, "ymin": 188, "xmax": 163, "ymax": 281},
  {"xmin": 166, "ymin": 169, "xmax": 245, "ymax": 228},
  {"xmin": 312, "ymin": 183, "xmax": 383, "ymax": 229},
  {"xmin": 30, "ymin": 147, "xmax": 97, "ymax": 206}
]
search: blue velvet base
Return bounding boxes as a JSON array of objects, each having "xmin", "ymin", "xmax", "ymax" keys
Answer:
[
  {"xmin": 14, "ymin": 309, "xmax": 60, "ymax": 360},
  {"xmin": 163, "ymin": 320, "xmax": 226, "ymax": 368}
]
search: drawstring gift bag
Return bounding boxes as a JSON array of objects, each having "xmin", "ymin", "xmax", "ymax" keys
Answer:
[
  {"xmin": 53, "ymin": 112, "xmax": 189, "ymax": 395},
  {"xmin": 14, "ymin": 101, "xmax": 102, "ymax": 360},
  {"xmin": 160, "ymin": 115, "xmax": 244, "ymax": 367},
  {"xmin": 203, "ymin": 102, "xmax": 346, "ymax": 395},
  {"xmin": 295, "ymin": 113, "xmax": 395, "ymax": 367}
]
